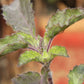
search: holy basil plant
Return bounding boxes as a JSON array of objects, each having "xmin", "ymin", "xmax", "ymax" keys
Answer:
[{"xmin": 0, "ymin": 0, "xmax": 84, "ymax": 84}]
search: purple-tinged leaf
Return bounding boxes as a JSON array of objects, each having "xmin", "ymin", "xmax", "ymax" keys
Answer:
[
  {"xmin": 12, "ymin": 72, "xmax": 41, "ymax": 84},
  {"xmin": 2, "ymin": 0, "xmax": 35, "ymax": 36}
]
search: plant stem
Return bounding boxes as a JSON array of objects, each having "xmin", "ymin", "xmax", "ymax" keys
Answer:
[
  {"xmin": 40, "ymin": 74, "xmax": 48, "ymax": 84},
  {"xmin": 47, "ymin": 39, "xmax": 53, "ymax": 52},
  {"xmin": 39, "ymin": 37, "xmax": 43, "ymax": 54},
  {"xmin": 48, "ymin": 71, "xmax": 53, "ymax": 84},
  {"xmin": 40, "ymin": 64, "xmax": 53, "ymax": 84},
  {"xmin": 28, "ymin": 47, "xmax": 39, "ymax": 52}
]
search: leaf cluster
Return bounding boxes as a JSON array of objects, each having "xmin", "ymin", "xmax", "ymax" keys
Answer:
[{"xmin": 0, "ymin": 0, "xmax": 84, "ymax": 84}]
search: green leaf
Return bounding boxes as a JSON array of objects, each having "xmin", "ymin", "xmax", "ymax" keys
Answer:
[
  {"xmin": 19, "ymin": 50, "xmax": 41, "ymax": 66},
  {"xmin": 19, "ymin": 50, "xmax": 51, "ymax": 65},
  {"xmin": 41, "ymin": 46, "xmax": 68, "ymax": 63},
  {"xmin": 41, "ymin": 51, "xmax": 50, "ymax": 63},
  {"xmin": 43, "ymin": 36, "xmax": 52, "ymax": 51},
  {"xmin": 2, "ymin": 0, "xmax": 35, "ymax": 36},
  {"xmin": 12, "ymin": 72, "xmax": 41, "ymax": 84},
  {"xmin": 40, "ymin": 46, "xmax": 69, "ymax": 63},
  {"xmin": 0, "ymin": 32, "xmax": 37, "ymax": 56},
  {"xmin": 45, "ymin": 8, "xmax": 84, "ymax": 38},
  {"xmin": 48, "ymin": 46, "xmax": 69, "ymax": 57},
  {"xmin": 19, "ymin": 46, "xmax": 68, "ymax": 65},
  {"xmin": 17, "ymin": 32, "xmax": 39, "ymax": 47},
  {"xmin": 0, "ymin": 33, "xmax": 27, "ymax": 56},
  {"xmin": 68, "ymin": 65, "xmax": 84, "ymax": 84}
]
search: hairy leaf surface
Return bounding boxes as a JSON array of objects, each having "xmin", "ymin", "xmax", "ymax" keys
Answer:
[
  {"xmin": 12, "ymin": 72, "xmax": 41, "ymax": 84},
  {"xmin": 0, "ymin": 32, "xmax": 37, "ymax": 56},
  {"xmin": 19, "ymin": 46, "xmax": 68, "ymax": 65},
  {"xmin": 48, "ymin": 46, "xmax": 69, "ymax": 57},
  {"xmin": 2, "ymin": 0, "xmax": 35, "ymax": 36},
  {"xmin": 41, "ymin": 46, "xmax": 69, "ymax": 63},
  {"xmin": 45, "ymin": 8, "xmax": 84, "ymax": 38},
  {"xmin": 68, "ymin": 65, "xmax": 84, "ymax": 84},
  {"xmin": 19, "ymin": 50, "xmax": 41, "ymax": 66}
]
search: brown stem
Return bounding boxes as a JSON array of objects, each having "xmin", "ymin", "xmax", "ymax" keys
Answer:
[
  {"xmin": 40, "ymin": 64, "xmax": 53, "ymax": 84},
  {"xmin": 48, "ymin": 71, "xmax": 53, "ymax": 84}
]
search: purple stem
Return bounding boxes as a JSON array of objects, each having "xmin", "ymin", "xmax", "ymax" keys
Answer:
[
  {"xmin": 47, "ymin": 39, "xmax": 53, "ymax": 52},
  {"xmin": 39, "ymin": 37, "xmax": 43, "ymax": 54},
  {"xmin": 28, "ymin": 47, "xmax": 39, "ymax": 52}
]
